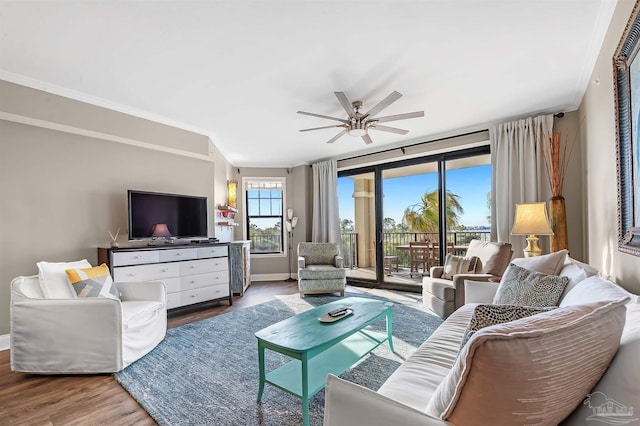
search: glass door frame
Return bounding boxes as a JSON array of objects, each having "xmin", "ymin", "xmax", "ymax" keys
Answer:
[{"xmin": 338, "ymin": 145, "xmax": 490, "ymax": 285}]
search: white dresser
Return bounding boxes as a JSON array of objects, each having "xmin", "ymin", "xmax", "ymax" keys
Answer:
[{"xmin": 98, "ymin": 244, "xmax": 231, "ymax": 309}]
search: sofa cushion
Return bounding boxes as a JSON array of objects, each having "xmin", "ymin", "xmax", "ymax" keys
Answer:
[
  {"xmin": 65, "ymin": 263, "xmax": 120, "ymax": 300},
  {"xmin": 298, "ymin": 265, "xmax": 345, "ymax": 280},
  {"xmin": 560, "ymin": 275, "xmax": 632, "ymax": 307},
  {"xmin": 511, "ymin": 249, "xmax": 568, "ymax": 275},
  {"xmin": 459, "ymin": 304, "xmax": 554, "ymax": 348},
  {"xmin": 37, "ymin": 259, "xmax": 92, "ymax": 299},
  {"xmin": 441, "ymin": 255, "xmax": 478, "ymax": 280},
  {"xmin": 426, "ymin": 298, "xmax": 628, "ymax": 425},
  {"xmin": 493, "ymin": 263, "xmax": 569, "ymax": 306},
  {"xmin": 466, "ymin": 240, "xmax": 512, "ymax": 276},
  {"xmin": 561, "ymin": 304, "xmax": 640, "ymax": 425},
  {"xmin": 377, "ymin": 304, "xmax": 474, "ymax": 411}
]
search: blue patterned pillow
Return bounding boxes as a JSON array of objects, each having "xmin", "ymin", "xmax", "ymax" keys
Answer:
[{"xmin": 492, "ymin": 263, "xmax": 569, "ymax": 306}]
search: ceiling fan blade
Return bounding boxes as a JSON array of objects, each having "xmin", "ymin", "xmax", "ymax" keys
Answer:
[
  {"xmin": 297, "ymin": 111, "xmax": 349, "ymax": 123},
  {"xmin": 373, "ymin": 111, "xmax": 424, "ymax": 123},
  {"xmin": 371, "ymin": 125, "xmax": 409, "ymax": 135},
  {"xmin": 334, "ymin": 92, "xmax": 354, "ymax": 116},
  {"xmin": 363, "ymin": 91, "xmax": 402, "ymax": 119},
  {"xmin": 299, "ymin": 124, "xmax": 346, "ymax": 132},
  {"xmin": 327, "ymin": 129, "xmax": 347, "ymax": 144},
  {"xmin": 361, "ymin": 134, "xmax": 373, "ymax": 145}
]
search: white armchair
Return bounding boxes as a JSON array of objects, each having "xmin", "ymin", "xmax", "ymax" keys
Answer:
[{"xmin": 10, "ymin": 275, "xmax": 167, "ymax": 374}]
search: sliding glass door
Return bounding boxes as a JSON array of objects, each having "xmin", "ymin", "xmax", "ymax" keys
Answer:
[{"xmin": 338, "ymin": 146, "xmax": 491, "ymax": 288}]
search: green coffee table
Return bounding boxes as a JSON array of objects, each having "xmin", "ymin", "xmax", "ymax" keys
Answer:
[{"xmin": 255, "ymin": 297, "xmax": 394, "ymax": 426}]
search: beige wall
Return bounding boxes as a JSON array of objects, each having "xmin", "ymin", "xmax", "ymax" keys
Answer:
[
  {"xmin": 0, "ymin": 82, "xmax": 234, "ymax": 335},
  {"xmin": 580, "ymin": 0, "xmax": 640, "ymax": 293},
  {"xmin": 231, "ymin": 165, "xmax": 312, "ymax": 278}
]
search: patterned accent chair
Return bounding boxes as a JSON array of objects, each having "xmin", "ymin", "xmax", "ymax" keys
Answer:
[{"xmin": 297, "ymin": 242, "xmax": 346, "ymax": 298}]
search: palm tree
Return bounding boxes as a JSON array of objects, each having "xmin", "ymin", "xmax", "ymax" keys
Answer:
[{"xmin": 402, "ymin": 189, "xmax": 463, "ymax": 232}]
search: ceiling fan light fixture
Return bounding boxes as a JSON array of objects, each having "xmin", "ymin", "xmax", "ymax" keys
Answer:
[{"xmin": 347, "ymin": 121, "xmax": 368, "ymax": 137}]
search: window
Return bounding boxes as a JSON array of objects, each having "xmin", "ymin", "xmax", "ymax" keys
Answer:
[{"xmin": 244, "ymin": 178, "xmax": 285, "ymax": 254}]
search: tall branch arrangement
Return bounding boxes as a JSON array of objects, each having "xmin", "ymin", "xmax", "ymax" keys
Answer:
[{"xmin": 543, "ymin": 130, "xmax": 576, "ymax": 197}]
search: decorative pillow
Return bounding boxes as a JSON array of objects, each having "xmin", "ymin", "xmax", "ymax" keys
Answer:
[
  {"xmin": 441, "ymin": 255, "xmax": 479, "ymax": 280},
  {"xmin": 65, "ymin": 263, "xmax": 119, "ymax": 300},
  {"xmin": 559, "ymin": 275, "xmax": 632, "ymax": 307},
  {"xmin": 460, "ymin": 304, "xmax": 554, "ymax": 349},
  {"xmin": 492, "ymin": 263, "xmax": 569, "ymax": 306},
  {"xmin": 37, "ymin": 259, "xmax": 92, "ymax": 299},
  {"xmin": 511, "ymin": 249, "xmax": 568, "ymax": 275},
  {"xmin": 425, "ymin": 298, "xmax": 628, "ymax": 425}
]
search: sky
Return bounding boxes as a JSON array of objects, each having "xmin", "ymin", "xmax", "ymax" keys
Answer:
[{"xmin": 338, "ymin": 164, "xmax": 491, "ymax": 228}]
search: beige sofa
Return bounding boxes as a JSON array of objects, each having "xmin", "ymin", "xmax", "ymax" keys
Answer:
[{"xmin": 324, "ymin": 256, "xmax": 639, "ymax": 425}]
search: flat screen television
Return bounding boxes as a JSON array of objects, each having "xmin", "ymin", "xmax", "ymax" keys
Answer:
[{"xmin": 128, "ymin": 190, "xmax": 208, "ymax": 240}]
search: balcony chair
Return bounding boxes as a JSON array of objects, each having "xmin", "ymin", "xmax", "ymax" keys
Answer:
[
  {"xmin": 409, "ymin": 241, "xmax": 431, "ymax": 277},
  {"xmin": 297, "ymin": 242, "xmax": 346, "ymax": 298},
  {"xmin": 422, "ymin": 239, "xmax": 513, "ymax": 318},
  {"xmin": 10, "ymin": 261, "xmax": 167, "ymax": 374}
]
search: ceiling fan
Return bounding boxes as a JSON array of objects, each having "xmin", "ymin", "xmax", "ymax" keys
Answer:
[{"xmin": 297, "ymin": 91, "xmax": 424, "ymax": 144}]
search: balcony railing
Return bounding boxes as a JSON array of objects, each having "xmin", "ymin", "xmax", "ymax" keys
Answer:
[
  {"xmin": 248, "ymin": 230, "xmax": 490, "ymax": 268},
  {"xmin": 340, "ymin": 230, "xmax": 491, "ymax": 268}
]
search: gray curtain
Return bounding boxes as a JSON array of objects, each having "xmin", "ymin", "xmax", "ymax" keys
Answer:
[
  {"xmin": 312, "ymin": 159, "xmax": 341, "ymax": 245},
  {"xmin": 490, "ymin": 114, "xmax": 553, "ymax": 257}
]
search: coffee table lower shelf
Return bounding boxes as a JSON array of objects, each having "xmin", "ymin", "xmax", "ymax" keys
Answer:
[{"xmin": 265, "ymin": 330, "xmax": 387, "ymax": 398}]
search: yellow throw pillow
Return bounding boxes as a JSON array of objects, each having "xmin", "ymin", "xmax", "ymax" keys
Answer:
[{"xmin": 65, "ymin": 263, "xmax": 119, "ymax": 300}]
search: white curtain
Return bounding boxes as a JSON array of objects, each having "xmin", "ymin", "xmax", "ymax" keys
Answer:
[
  {"xmin": 490, "ymin": 114, "xmax": 553, "ymax": 257},
  {"xmin": 312, "ymin": 159, "xmax": 341, "ymax": 244}
]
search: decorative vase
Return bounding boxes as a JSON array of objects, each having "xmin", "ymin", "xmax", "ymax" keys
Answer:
[{"xmin": 549, "ymin": 196, "xmax": 568, "ymax": 252}]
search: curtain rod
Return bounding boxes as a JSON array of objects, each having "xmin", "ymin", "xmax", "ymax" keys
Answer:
[{"xmin": 337, "ymin": 129, "xmax": 488, "ymax": 164}]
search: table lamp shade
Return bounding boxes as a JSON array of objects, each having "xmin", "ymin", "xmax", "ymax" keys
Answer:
[
  {"xmin": 150, "ymin": 223, "xmax": 172, "ymax": 238},
  {"xmin": 511, "ymin": 202, "xmax": 554, "ymax": 235}
]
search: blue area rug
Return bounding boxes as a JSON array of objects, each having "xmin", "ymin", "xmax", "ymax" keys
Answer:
[{"xmin": 115, "ymin": 290, "xmax": 443, "ymax": 425}]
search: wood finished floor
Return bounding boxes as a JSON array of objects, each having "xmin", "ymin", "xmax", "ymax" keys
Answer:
[{"xmin": 0, "ymin": 281, "xmax": 370, "ymax": 426}]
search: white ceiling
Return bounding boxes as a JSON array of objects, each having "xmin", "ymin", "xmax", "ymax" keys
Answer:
[{"xmin": 0, "ymin": 1, "xmax": 616, "ymax": 168}]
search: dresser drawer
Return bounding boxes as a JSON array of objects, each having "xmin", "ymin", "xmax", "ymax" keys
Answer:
[
  {"xmin": 181, "ymin": 272, "xmax": 228, "ymax": 291},
  {"xmin": 180, "ymin": 284, "xmax": 229, "ymax": 306},
  {"xmin": 112, "ymin": 250, "xmax": 159, "ymax": 267},
  {"xmin": 164, "ymin": 277, "xmax": 181, "ymax": 294},
  {"xmin": 166, "ymin": 293, "xmax": 181, "ymax": 310},
  {"xmin": 113, "ymin": 262, "xmax": 180, "ymax": 282},
  {"xmin": 197, "ymin": 246, "xmax": 228, "ymax": 259},
  {"xmin": 159, "ymin": 248, "xmax": 198, "ymax": 262},
  {"xmin": 180, "ymin": 258, "xmax": 228, "ymax": 276}
]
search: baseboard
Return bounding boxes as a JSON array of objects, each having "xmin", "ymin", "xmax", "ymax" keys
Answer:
[
  {"xmin": 0, "ymin": 334, "xmax": 9, "ymax": 351},
  {"xmin": 251, "ymin": 273, "xmax": 297, "ymax": 282}
]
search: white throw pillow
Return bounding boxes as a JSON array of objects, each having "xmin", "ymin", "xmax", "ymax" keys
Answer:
[
  {"xmin": 511, "ymin": 249, "xmax": 568, "ymax": 275},
  {"xmin": 560, "ymin": 275, "xmax": 632, "ymax": 307},
  {"xmin": 558, "ymin": 257, "xmax": 599, "ymax": 300},
  {"xmin": 37, "ymin": 259, "xmax": 92, "ymax": 299}
]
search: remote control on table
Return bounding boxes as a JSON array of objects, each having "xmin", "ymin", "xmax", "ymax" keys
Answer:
[{"xmin": 328, "ymin": 307, "xmax": 349, "ymax": 317}]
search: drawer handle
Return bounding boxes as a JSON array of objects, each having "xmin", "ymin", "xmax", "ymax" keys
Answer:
[
  {"xmin": 176, "ymin": 253, "xmax": 181, "ymax": 256},
  {"xmin": 134, "ymin": 255, "xmax": 141, "ymax": 259},
  {"xmin": 190, "ymin": 294, "xmax": 196, "ymax": 298},
  {"xmin": 162, "ymin": 268, "xmax": 169, "ymax": 272},
  {"xmin": 190, "ymin": 280, "xmax": 196, "ymax": 284},
  {"xmin": 128, "ymin": 273, "xmax": 136, "ymax": 277},
  {"xmin": 190, "ymin": 265, "xmax": 196, "ymax": 269}
]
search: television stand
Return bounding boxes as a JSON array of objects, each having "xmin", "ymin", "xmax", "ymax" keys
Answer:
[{"xmin": 98, "ymin": 243, "xmax": 231, "ymax": 309}]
